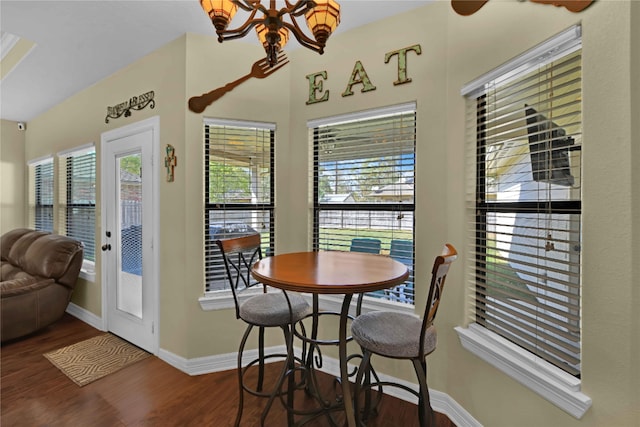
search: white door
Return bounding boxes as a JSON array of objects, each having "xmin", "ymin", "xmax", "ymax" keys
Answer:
[{"xmin": 101, "ymin": 117, "xmax": 159, "ymax": 354}]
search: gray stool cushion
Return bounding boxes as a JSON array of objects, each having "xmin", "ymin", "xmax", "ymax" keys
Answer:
[
  {"xmin": 240, "ymin": 292, "xmax": 312, "ymax": 326},
  {"xmin": 351, "ymin": 311, "xmax": 437, "ymax": 359}
]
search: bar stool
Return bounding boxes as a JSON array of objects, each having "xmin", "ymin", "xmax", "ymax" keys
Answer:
[
  {"xmin": 351, "ymin": 244, "xmax": 458, "ymax": 426},
  {"xmin": 215, "ymin": 234, "xmax": 312, "ymax": 426}
]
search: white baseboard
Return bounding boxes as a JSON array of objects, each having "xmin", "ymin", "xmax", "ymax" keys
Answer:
[
  {"xmin": 157, "ymin": 344, "xmax": 291, "ymax": 376},
  {"xmin": 66, "ymin": 302, "xmax": 104, "ymax": 331}
]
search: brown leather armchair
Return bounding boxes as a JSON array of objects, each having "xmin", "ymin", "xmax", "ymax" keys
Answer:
[{"xmin": 1, "ymin": 228, "xmax": 84, "ymax": 342}]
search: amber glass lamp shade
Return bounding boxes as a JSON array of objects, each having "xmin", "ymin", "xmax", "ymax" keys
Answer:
[
  {"xmin": 255, "ymin": 23, "xmax": 290, "ymax": 51},
  {"xmin": 305, "ymin": 0, "xmax": 340, "ymax": 46},
  {"xmin": 200, "ymin": 0, "xmax": 238, "ymax": 31}
]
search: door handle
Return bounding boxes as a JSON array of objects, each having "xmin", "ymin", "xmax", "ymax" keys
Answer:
[{"xmin": 101, "ymin": 244, "xmax": 112, "ymax": 251}]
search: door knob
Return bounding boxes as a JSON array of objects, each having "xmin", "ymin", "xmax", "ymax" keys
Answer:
[{"xmin": 101, "ymin": 244, "xmax": 112, "ymax": 251}]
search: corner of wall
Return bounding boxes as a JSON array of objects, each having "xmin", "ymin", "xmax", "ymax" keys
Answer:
[{"xmin": 0, "ymin": 119, "xmax": 27, "ymax": 233}]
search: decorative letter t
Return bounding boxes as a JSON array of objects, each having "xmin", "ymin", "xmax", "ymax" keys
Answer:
[{"xmin": 385, "ymin": 44, "xmax": 422, "ymax": 86}]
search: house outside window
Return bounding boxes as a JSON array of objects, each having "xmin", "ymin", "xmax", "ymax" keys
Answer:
[
  {"xmin": 457, "ymin": 25, "xmax": 590, "ymax": 417},
  {"xmin": 58, "ymin": 144, "xmax": 96, "ymax": 268},
  {"xmin": 310, "ymin": 103, "xmax": 416, "ymax": 304},
  {"xmin": 203, "ymin": 119, "xmax": 275, "ymax": 294},
  {"xmin": 28, "ymin": 156, "xmax": 54, "ymax": 232}
]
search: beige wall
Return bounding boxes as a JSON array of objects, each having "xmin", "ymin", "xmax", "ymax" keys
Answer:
[
  {"xmin": 9, "ymin": 1, "xmax": 639, "ymax": 426},
  {"xmin": 0, "ymin": 119, "xmax": 26, "ymax": 233},
  {"xmin": 631, "ymin": 2, "xmax": 640, "ymax": 423}
]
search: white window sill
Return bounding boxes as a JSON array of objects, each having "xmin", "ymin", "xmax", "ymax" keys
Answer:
[
  {"xmin": 199, "ymin": 288, "xmax": 265, "ymax": 311},
  {"xmin": 79, "ymin": 269, "xmax": 96, "ymax": 282},
  {"xmin": 199, "ymin": 289, "xmax": 415, "ymax": 316},
  {"xmin": 199, "ymin": 286, "xmax": 291, "ymax": 311},
  {"xmin": 79, "ymin": 260, "xmax": 96, "ymax": 282},
  {"xmin": 455, "ymin": 323, "xmax": 592, "ymax": 419},
  {"xmin": 318, "ymin": 293, "xmax": 416, "ymax": 316}
]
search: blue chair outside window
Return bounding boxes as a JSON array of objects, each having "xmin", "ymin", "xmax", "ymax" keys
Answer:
[
  {"xmin": 350, "ymin": 238, "xmax": 381, "ymax": 254},
  {"xmin": 349, "ymin": 237, "xmax": 385, "ymax": 298},
  {"xmin": 350, "ymin": 238, "xmax": 382, "ymax": 299},
  {"xmin": 390, "ymin": 239, "xmax": 413, "ymax": 267},
  {"xmin": 388, "ymin": 239, "xmax": 414, "ymax": 303}
]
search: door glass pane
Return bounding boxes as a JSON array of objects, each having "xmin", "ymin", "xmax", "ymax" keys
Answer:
[{"xmin": 117, "ymin": 153, "xmax": 142, "ymax": 318}]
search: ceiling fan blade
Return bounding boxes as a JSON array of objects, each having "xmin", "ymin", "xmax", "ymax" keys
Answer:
[
  {"xmin": 451, "ymin": 0, "xmax": 489, "ymax": 16},
  {"xmin": 452, "ymin": 0, "xmax": 594, "ymax": 16},
  {"xmin": 529, "ymin": 0, "xmax": 594, "ymax": 13}
]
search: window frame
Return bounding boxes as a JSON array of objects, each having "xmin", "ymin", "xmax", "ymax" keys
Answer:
[
  {"xmin": 58, "ymin": 143, "xmax": 96, "ymax": 281},
  {"xmin": 455, "ymin": 25, "xmax": 592, "ymax": 418},
  {"xmin": 28, "ymin": 156, "xmax": 54, "ymax": 232},
  {"xmin": 199, "ymin": 118, "xmax": 275, "ymax": 310},
  {"xmin": 309, "ymin": 103, "xmax": 417, "ymax": 310}
]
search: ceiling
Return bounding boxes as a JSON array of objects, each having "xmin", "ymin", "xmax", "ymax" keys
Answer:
[{"xmin": 0, "ymin": 0, "xmax": 431, "ymax": 123}]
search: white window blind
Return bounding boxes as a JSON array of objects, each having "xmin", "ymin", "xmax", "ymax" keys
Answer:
[
  {"xmin": 203, "ymin": 119, "xmax": 275, "ymax": 293},
  {"xmin": 28, "ymin": 156, "xmax": 54, "ymax": 232},
  {"xmin": 310, "ymin": 103, "xmax": 416, "ymax": 305},
  {"xmin": 58, "ymin": 144, "xmax": 96, "ymax": 263},
  {"xmin": 464, "ymin": 28, "xmax": 583, "ymax": 376}
]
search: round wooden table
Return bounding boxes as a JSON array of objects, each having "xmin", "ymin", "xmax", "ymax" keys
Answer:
[{"xmin": 252, "ymin": 251, "xmax": 409, "ymax": 427}]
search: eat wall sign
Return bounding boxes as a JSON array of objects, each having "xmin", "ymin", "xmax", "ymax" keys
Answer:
[
  {"xmin": 305, "ymin": 0, "xmax": 595, "ymax": 104},
  {"xmin": 305, "ymin": 44, "xmax": 421, "ymax": 105}
]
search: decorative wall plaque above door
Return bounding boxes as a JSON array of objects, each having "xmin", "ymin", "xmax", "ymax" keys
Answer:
[{"xmin": 105, "ymin": 90, "xmax": 155, "ymax": 123}]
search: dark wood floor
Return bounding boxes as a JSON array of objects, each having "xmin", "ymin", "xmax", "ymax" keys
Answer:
[{"xmin": 1, "ymin": 314, "xmax": 455, "ymax": 427}]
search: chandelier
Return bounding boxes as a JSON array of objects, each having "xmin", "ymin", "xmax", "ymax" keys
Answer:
[{"xmin": 199, "ymin": 0, "xmax": 340, "ymax": 67}]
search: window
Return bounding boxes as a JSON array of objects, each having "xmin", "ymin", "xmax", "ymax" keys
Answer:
[
  {"xmin": 28, "ymin": 156, "xmax": 54, "ymax": 232},
  {"xmin": 203, "ymin": 119, "xmax": 274, "ymax": 293},
  {"xmin": 310, "ymin": 103, "xmax": 416, "ymax": 304},
  {"xmin": 457, "ymin": 26, "xmax": 590, "ymax": 417},
  {"xmin": 58, "ymin": 144, "xmax": 96, "ymax": 269}
]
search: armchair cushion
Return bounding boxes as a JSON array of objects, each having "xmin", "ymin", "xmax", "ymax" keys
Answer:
[{"xmin": 1, "ymin": 277, "xmax": 55, "ymax": 297}]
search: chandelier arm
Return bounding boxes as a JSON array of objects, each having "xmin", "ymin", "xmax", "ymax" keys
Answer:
[
  {"xmin": 280, "ymin": 0, "xmax": 314, "ymax": 17},
  {"xmin": 281, "ymin": 21, "xmax": 323, "ymax": 53},
  {"xmin": 216, "ymin": 8, "xmax": 261, "ymax": 41},
  {"xmin": 218, "ymin": 17, "xmax": 264, "ymax": 41},
  {"xmin": 233, "ymin": 0, "xmax": 267, "ymax": 14}
]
